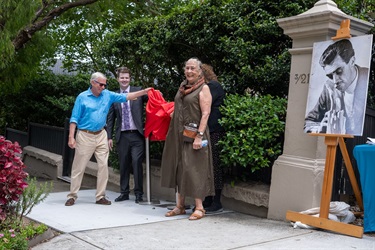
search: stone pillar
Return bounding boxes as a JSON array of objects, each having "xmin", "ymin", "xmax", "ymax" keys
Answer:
[{"xmin": 267, "ymin": 0, "xmax": 373, "ymax": 220}]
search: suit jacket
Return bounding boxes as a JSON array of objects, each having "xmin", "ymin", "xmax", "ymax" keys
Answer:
[
  {"xmin": 305, "ymin": 65, "xmax": 369, "ymax": 135},
  {"xmin": 106, "ymin": 86, "xmax": 148, "ymax": 142}
]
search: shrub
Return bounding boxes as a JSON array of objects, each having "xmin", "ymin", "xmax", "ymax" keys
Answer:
[
  {"xmin": 0, "ymin": 227, "xmax": 28, "ymax": 250},
  {"xmin": 0, "ymin": 136, "xmax": 53, "ymax": 250},
  {"xmin": 0, "ymin": 136, "xmax": 28, "ymax": 221},
  {"xmin": 218, "ymin": 94, "xmax": 287, "ymax": 182},
  {"xmin": 12, "ymin": 177, "xmax": 53, "ymax": 222},
  {"xmin": 0, "ymin": 176, "xmax": 52, "ymax": 249},
  {"xmin": 0, "ymin": 221, "xmax": 48, "ymax": 250}
]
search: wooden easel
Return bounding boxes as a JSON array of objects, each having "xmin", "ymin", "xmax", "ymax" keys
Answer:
[
  {"xmin": 286, "ymin": 134, "xmax": 364, "ymax": 238},
  {"xmin": 286, "ymin": 20, "xmax": 364, "ymax": 238}
]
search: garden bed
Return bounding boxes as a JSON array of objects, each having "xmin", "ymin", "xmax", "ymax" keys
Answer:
[{"xmin": 23, "ymin": 217, "xmax": 60, "ymax": 248}]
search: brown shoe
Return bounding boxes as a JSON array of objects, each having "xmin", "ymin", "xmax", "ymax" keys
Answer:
[
  {"xmin": 65, "ymin": 198, "xmax": 75, "ymax": 206},
  {"xmin": 165, "ymin": 205, "xmax": 186, "ymax": 217},
  {"xmin": 189, "ymin": 208, "xmax": 205, "ymax": 220},
  {"xmin": 96, "ymin": 197, "xmax": 111, "ymax": 205}
]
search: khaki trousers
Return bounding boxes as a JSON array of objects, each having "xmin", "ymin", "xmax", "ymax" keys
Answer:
[{"xmin": 67, "ymin": 130, "xmax": 109, "ymax": 201}]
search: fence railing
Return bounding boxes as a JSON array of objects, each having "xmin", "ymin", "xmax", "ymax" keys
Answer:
[
  {"xmin": 5, "ymin": 118, "xmax": 74, "ymax": 176},
  {"xmin": 5, "ymin": 128, "xmax": 28, "ymax": 148},
  {"xmin": 28, "ymin": 122, "xmax": 65, "ymax": 155}
]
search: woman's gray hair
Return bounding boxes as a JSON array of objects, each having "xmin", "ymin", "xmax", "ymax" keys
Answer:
[
  {"xmin": 185, "ymin": 57, "xmax": 202, "ymax": 69},
  {"xmin": 90, "ymin": 72, "xmax": 107, "ymax": 81}
]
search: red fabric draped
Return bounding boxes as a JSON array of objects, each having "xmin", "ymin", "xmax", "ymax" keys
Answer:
[{"xmin": 145, "ymin": 89, "xmax": 174, "ymax": 141}]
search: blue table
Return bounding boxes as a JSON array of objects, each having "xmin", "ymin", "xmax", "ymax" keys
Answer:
[{"xmin": 353, "ymin": 144, "xmax": 375, "ymax": 233}]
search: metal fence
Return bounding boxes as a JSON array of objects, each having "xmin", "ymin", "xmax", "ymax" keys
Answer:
[
  {"xmin": 28, "ymin": 122, "xmax": 65, "ymax": 155},
  {"xmin": 5, "ymin": 118, "xmax": 74, "ymax": 176},
  {"xmin": 5, "ymin": 128, "xmax": 28, "ymax": 148}
]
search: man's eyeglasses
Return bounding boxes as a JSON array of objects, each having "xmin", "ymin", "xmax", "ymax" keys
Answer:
[{"xmin": 93, "ymin": 79, "xmax": 107, "ymax": 88}]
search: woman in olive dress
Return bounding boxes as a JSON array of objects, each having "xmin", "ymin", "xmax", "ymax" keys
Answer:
[{"xmin": 161, "ymin": 58, "xmax": 214, "ymax": 220}]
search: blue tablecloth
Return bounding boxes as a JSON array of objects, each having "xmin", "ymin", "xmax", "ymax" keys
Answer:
[{"xmin": 353, "ymin": 144, "xmax": 375, "ymax": 233}]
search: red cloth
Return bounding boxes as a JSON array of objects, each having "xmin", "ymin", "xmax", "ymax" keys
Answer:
[{"xmin": 145, "ymin": 88, "xmax": 174, "ymax": 141}]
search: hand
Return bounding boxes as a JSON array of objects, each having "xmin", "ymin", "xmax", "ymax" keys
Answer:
[
  {"xmin": 324, "ymin": 79, "xmax": 335, "ymax": 90},
  {"xmin": 68, "ymin": 137, "xmax": 76, "ymax": 149},
  {"xmin": 318, "ymin": 112, "xmax": 330, "ymax": 133},
  {"xmin": 144, "ymin": 87, "xmax": 152, "ymax": 93},
  {"xmin": 127, "ymin": 88, "xmax": 152, "ymax": 100},
  {"xmin": 108, "ymin": 139, "xmax": 113, "ymax": 151},
  {"xmin": 304, "ymin": 121, "xmax": 321, "ymax": 133},
  {"xmin": 325, "ymin": 110, "xmax": 346, "ymax": 134},
  {"xmin": 193, "ymin": 137, "xmax": 202, "ymax": 150}
]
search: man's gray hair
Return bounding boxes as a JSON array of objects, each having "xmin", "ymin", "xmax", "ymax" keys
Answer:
[{"xmin": 91, "ymin": 72, "xmax": 107, "ymax": 81}]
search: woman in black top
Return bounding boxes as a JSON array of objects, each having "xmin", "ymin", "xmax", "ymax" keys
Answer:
[{"xmin": 201, "ymin": 64, "xmax": 226, "ymax": 213}]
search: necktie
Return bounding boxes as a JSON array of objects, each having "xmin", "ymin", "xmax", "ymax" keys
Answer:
[
  {"xmin": 342, "ymin": 91, "xmax": 355, "ymax": 132},
  {"xmin": 122, "ymin": 91, "xmax": 130, "ymax": 130},
  {"xmin": 337, "ymin": 91, "xmax": 347, "ymax": 133}
]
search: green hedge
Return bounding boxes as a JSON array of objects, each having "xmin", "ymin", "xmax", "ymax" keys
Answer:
[{"xmin": 218, "ymin": 94, "xmax": 287, "ymax": 182}]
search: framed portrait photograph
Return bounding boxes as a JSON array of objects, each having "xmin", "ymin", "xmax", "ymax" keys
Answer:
[{"xmin": 304, "ymin": 35, "xmax": 373, "ymax": 136}]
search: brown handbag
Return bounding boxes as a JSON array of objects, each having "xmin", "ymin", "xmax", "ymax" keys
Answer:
[{"xmin": 183, "ymin": 123, "xmax": 198, "ymax": 142}]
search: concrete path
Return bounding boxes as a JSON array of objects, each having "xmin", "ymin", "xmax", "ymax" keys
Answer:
[{"xmin": 26, "ymin": 179, "xmax": 374, "ymax": 250}]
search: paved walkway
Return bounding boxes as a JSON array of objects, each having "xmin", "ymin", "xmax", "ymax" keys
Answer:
[{"xmin": 28, "ymin": 179, "xmax": 375, "ymax": 249}]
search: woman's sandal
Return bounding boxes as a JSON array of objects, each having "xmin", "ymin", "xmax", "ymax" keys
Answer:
[
  {"xmin": 165, "ymin": 205, "xmax": 186, "ymax": 217},
  {"xmin": 189, "ymin": 208, "xmax": 205, "ymax": 220}
]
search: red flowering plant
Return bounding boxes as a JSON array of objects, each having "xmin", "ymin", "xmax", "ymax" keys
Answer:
[{"xmin": 0, "ymin": 136, "xmax": 28, "ymax": 222}]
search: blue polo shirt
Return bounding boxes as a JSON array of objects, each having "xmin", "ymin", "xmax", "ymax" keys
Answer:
[{"xmin": 70, "ymin": 88, "xmax": 127, "ymax": 131}]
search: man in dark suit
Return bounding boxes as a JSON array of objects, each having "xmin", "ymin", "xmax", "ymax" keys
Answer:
[
  {"xmin": 106, "ymin": 67, "xmax": 148, "ymax": 203},
  {"xmin": 304, "ymin": 39, "xmax": 369, "ymax": 136}
]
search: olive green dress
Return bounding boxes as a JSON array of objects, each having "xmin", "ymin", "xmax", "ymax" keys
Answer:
[{"xmin": 161, "ymin": 83, "xmax": 215, "ymax": 199}]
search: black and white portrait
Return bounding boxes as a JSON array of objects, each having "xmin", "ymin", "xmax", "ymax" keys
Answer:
[{"xmin": 304, "ymin": 35, "xmax": 373, "ymax": 136}]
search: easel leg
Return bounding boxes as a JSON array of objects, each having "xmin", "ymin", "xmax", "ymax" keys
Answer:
[
  {"xmin": 319, "ymin": 136, "xmax": 338, "ymax": 218},
  {"xmin": 286, "ymin": 134, "xmax": 363, "ymax": 238},
  {"xmin": 338, "ymin": 137, "xmax": 364, "ymax": 211}
]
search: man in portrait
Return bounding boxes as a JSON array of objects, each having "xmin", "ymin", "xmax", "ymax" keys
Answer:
[{"xmin": 304, "ymin": 37, "xmax": 371, "ymax": 136}]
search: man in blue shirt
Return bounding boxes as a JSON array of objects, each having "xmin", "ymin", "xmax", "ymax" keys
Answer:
[{"xmin": 65, "ymin": 72, "xmax": 151, "ymax": 206}]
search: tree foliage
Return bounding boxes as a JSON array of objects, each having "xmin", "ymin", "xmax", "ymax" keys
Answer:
[
  {"xmin": 0, "ymin": 0, "xmax": 197, "ymax": 93},
  {"xmin": 46, "ymin": 0, "xmax": 197, "ymax": 75},
  {"xmin": 0, "ymin": 0, "xmax": 100, "ymax": 93},
  {"xmin": 96, "ymin": 0, "xmax": 375, "ymax": 104},
  {"xmin": 2, "ymin": 0, "xmax": 373, "ymax": 97},
  {"xmin": 98, "ymin": 0, "xmax": 319, "ymax": 100},
  {"xmin": 0, "ymin": 72, "xmax": 90, "ymax": 133}
]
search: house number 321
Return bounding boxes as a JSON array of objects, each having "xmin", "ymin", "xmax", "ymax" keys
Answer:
[{"xmin": 294, "ymin": 74, "xmax": 310, "ymax": 84}]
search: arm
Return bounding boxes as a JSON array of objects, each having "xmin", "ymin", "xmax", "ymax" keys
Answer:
[
  {"xmin": 193, "ymin": 85, "xmax": 212, "ymax": 149},
  {"xmin": 304, "ymin": 85, "xmax": 331, "ymax": 133},
  {"xmin": 126, "ymin": 87, "xmax": 152, "ymax": 101},
  {"xmin": 306, "ymin": 83, "xmax": 334, "ymax": 122},
  {"xmin": 68, "ymin": 123, "xmax": 77, "ymax": 149},
  {"xmin": 106, "ymin": 104, "xmax": 115, "ymax": 151},
  {"xmin": 304, "ymin": 81, "xmax": 345, "ymax": 133}
]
